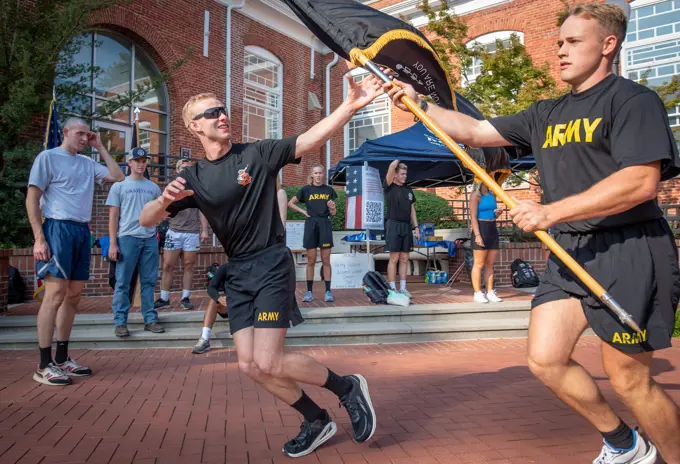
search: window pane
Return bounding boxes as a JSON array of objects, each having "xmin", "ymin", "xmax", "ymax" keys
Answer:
[
  {"xmin": 348, "ymin": 114, "xmax": 389, "ymax": 154},
  {"xmin": 657, "ymin": 1, "xmax": 673, "ymax": 13},
  {"xmin": 95, "ymin": 100, "xmax": 130, "ymax": 123},
  {"xmin": 94, "ymin": 33, "xmax": 131, "ymax": 98},
  {"xmin": 134, "ymin": 53, "xmax": 166, "ymax": 111},
  {"xmin": 61, "ymin": 93, "xmax": 91, "ymax": 116},
  {"xmin": 56, "ymin": 34, "xmax": 93, "ymax": 91},
  {"xmin": 244, "ymin": 53, "xmax": 279, "ymax": 89},
  {"xmin": 639, "ymin": 5, "xmax": 655, "ymax": 17},
  {"xmin": 137, "ymin": 109, "xmax": 167, "ymax": 133},
  {"xmin": 138, "ymin": 130, "xmax": 166, "ymax": 155},
  {"xmin": 243, "ymin": 102, "xmax": 280, "ymax": 142}
]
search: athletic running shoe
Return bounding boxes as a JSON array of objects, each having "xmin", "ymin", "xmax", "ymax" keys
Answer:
[
  {"xmin": 486, "ymin": 290, "xmax": 503, "ymax": 303},
  {"xmin": 302, "ymin": 291, "xmax": 313, "ymax": 302},
  {"xmin": 33, "ymin": 363, "xmax": 72, "ymax": 386},
  {"xmin": 55, "ymin": 357, "xmax": 92, "ymax": 376},
  {"xmin": 181, "ymin": 297, "xmax": 194, "ymax": 310},
  {"xmin": 473, "ymin": 291, "xmax": 488, "ymax": 303},
  {"xmin": 592, "ymin": 430, "xmax": 657, "ymax": 464},
  {"xmin": 324, "ymin": 291, "xmax": 334, "ymax": 302},
  {"xmin": 154, "ymin": 298, "xmax": 170, "ymax": 309},
  {"xmin": 339, "ymin": 374, "xmax": 376, "ymax": 443},
  {"xmin": 282, "ymin": 411, "xmax": 337, "ymax": 458},
  {"xmin": 399, "ymin": 288, "xmax": 412, "ymax": 298},
  {"xmin": 192, "ymin": 338, "xmax": 211, "ymax": 354}
]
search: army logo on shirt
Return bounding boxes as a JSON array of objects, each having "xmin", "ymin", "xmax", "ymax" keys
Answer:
[
  {"xmin": 408, "ymin": 192, "xmax": 413, "ymax": 201},
  {"xmin": 237, "ymin": 165, "xmax": 252, "ymax": 186}
]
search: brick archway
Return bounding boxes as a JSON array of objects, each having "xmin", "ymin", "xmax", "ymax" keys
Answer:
[{"xmin": 466, "ymin": 19, "xmax": 528, "ymax": 42}]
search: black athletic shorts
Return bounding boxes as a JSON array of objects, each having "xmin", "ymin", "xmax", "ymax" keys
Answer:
[
  {"xmin": 224, "ymin": 244, "xmax": 305, "ymax": 334},
  {"xmin": 303, "ymin": 216, "xmax": 334, "ymax": 249},
  {"xmin": 385, "ymin": 219, "xmax": 413, "ymax": 253},
  {"xmin": 532, "ymin": 218, "xmax": 680, "ymax": 353},
  {"xmin": 471, "ymin": 220, "xmax": 499, "ymax": 250}
]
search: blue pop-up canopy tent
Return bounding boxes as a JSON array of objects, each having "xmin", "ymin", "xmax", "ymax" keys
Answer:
[{"xmin": 329, "ymin": 121, "xmax": 535, "ymax": 188}]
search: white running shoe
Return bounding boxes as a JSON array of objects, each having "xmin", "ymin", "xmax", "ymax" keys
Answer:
[
  {"xmin": 486, "ymin": 290, "xmax": 503, "ymax": 303},
  {"xmin": 33, "ymin": 363, "xmax": 72, "ymax": 386},
  {"xmin": 592, "ymin": 430, "xmax": 657, "ymax": 464},
  {"xmin": 473, "ymin": 291, "xmax": 488, "ymax": 303}
]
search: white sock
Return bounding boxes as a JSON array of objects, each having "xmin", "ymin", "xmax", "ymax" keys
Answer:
[
  {"xmin": 160, "ymin": 290, "xmax": 170, "ymax": 301},
  {"xmin": 389, "ymin": 281, "xmax": 397, "ymax": 290},
  {"xmin": 400, "ymin": 280, "xmax": 407, "ymax": 290},
  {"xmin": 202, "ymin": 327, "xmax": 211, "ymax": 340},
  {"xmin": 182, "ymin": 289, "xmax": 191, "ymax": 299}
]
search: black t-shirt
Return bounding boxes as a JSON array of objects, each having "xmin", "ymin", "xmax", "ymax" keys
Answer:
[
  {"xmin": 384, "ymin": 181, "xmax": 416, "ymax": 222},
  {"xmin": 166, "ymin": 136, "xmax": 299, "ymax": 258},
  {"xmin": 489, "ymin": 74, "xmax": 680, "ymax": 233},
  {"xmin": 295, "ymin": 184, "xmax": 337, "ymax": 217}
]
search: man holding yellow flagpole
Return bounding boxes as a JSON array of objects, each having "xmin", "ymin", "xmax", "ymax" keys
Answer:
[{"xmin": 387, "ymin": 4, "xmax": 680, "ymax": 464}]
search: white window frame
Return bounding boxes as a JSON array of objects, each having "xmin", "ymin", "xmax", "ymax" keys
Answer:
[
  {"xmin": 464, "ymin": 30, "xmax": 524, "ymax": 85},
  {"xmin": 343, "ymin": 67, "xmax": 391, "ymax": 157},
  {"xmin": 621, "ymin": 0, "xmax": 680, "ymax": 130},
  {"xmin": 243, "ymin": 45, "xmax": 283, "ymax": 143}
]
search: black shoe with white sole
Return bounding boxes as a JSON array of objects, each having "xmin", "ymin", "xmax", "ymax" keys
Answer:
[
  {"xmin": 282, "ymin": 411, "xmax": 337, "ymax": 458},
  {"xmin": 339, "ymin": 374, "xmax": 376, "ymax": 443}
]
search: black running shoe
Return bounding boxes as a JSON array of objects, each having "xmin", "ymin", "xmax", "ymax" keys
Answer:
[
  {"xmin": 282, "ymin": 411, "xmax": 337, "ymax": 458},
  {"xmin": 181, "ymin": 297, "xmax": 194, "ymax": 310},
  {"xmin": 154, "ymin": 298, "xmax": 170, "ymax": 309},
  {"xmin": 339, "ymin": 374, "xmax": 376, "ymax": 443}
]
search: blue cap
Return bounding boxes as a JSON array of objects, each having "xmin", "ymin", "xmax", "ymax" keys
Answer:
[{"xmin": 126, "ymin": 147, "xmax": 149, "ymax": 162}]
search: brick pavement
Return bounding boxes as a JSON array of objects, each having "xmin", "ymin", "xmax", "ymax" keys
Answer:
[
  {"xmin": 2, "ymin": 282, "xmax": 533, "ymax": 317},
  {"xmin": 1, "ymin": 338, "xmax": 679, "ymax": 463}
]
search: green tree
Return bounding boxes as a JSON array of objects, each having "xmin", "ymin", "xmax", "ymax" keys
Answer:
[
  {"xmin": 419, "ymin": 0, "xmax": 564, "ymax": 118},
  {"xmin": 639, "ymin": 72, "xmax": 680, "ymax": 144}
]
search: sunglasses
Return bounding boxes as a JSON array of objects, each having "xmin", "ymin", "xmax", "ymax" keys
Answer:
[{"xmin": 192, "ymin": 106, "xmax": 227, "ymax": 121}]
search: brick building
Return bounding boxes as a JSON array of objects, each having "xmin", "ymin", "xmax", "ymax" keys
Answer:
[{"xmin": 9, "ymin": 0, "xmax": 680, "ymax": 299}]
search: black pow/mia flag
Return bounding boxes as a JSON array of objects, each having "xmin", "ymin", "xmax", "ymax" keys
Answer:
[{"xmin": 281, "ymin": 0, "xmax": 511, "ymax": 179}]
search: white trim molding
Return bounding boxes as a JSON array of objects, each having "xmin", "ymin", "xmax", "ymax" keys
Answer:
[{"xmin": 381, "ymin": 0, "xmax": 514, "ymax": 28}]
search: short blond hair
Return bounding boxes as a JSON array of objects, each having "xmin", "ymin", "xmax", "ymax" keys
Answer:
[
  {"xmin": 396, "ymin": 162, "xmax": 408, "ymax": 173},
  {"xmin": 560, "ymin": 4, "xmax": 628, "ymax": 55},
  {"xmin": 182, "ymin": 93, "xmax": 220, "ymax": 129}
]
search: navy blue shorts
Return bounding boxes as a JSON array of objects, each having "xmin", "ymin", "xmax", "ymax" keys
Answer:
[{"xmin": 36, "ymin": 219, "xmax": 92, "ymax": 281}]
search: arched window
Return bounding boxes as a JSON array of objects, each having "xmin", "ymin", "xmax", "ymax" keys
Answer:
[
  {"xmin": 464, "ymin": 31, "xmax": 524, "ymax": 84},
  {"xmin": 344, "ymin": 67, "xmax": 391, "ymax": 156},
  {"xmin": 243, "ymin": 46, "xmax": 283, "ymax": 142},
  {"xmin": 56, "ymin": 31, "xmax": 169, "ymax": 165}
]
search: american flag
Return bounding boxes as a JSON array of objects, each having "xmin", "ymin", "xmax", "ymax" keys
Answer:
[{"xmin": 345, "ymin": 166, "xmax": 363, "ymax": 229}]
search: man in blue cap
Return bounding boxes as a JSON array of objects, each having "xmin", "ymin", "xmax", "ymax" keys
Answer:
[{"xmin": 106, "ymin": 147, "xmax": 164, "ymax": 338}]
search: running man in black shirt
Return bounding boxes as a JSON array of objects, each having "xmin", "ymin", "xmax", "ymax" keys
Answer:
[
  {"xmin": 288, "ymin": 164, "xmax": 338, "ymax": 302},
  {"xmin": 140, "ymin": 78, "xmax": 381, "ymax": 458},
  {"xmin": 387, "ymin": 4, "xmax": 679, "ymax": 464},
  {"xmin": 384, "ymin": 160, "xmax": 420, "ymax": 297}
]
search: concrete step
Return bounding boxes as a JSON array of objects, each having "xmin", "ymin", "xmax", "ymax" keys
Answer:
[
  {"xmin": 0, "ymin": 317, "xmax": 532, "ymax": 349},
  {"xmin": 0, "ymin": 301, "xmax": 532, "ymax": 333}
]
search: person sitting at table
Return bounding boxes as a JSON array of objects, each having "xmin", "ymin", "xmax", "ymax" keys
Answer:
[
  {"xmin": 469, "ymin": 179, "xmax": 503, "ymax": 303},
  {"xmin": 384, "ymin": 159, "xmax": 420, "ymax": 297}
]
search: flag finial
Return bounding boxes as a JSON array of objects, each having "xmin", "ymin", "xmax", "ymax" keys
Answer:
[{"xmin": 134, "ymin": 107, "xmax": 140, "ymax": 122}]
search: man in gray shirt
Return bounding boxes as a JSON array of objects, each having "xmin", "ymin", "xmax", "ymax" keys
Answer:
[
  {"xmin": 106, "ymin": 147, "xmax": 163, "ymax": 338},
  {"xmin": 27, "ymin": 117, "xmax": 125, "ymax": 386}
]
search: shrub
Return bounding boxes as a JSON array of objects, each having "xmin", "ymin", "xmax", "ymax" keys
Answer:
[
  {"xmin": 283, "ymin": 186, "xmax": 460, "ymax": 231},
  {"xmin": 0, "ymin": 143, "xmax": 39, "ymax": 248}
]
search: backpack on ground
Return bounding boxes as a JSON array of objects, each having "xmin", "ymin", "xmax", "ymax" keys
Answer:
[
  {"xmin": 362, "ymin": 271, "xmax": 391, "ymax": 305},
  {"xmin": 8, "ymin": 266, "xmax": 25, "ymax": 304},
  {"xmin": 510, "ymin": 259, "xmax": 540, "ymax": 288}
]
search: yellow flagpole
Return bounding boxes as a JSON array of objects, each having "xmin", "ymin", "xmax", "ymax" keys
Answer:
[{"xmin": 354, "ymin": 53, "xmax": 642, "ymax": 335}]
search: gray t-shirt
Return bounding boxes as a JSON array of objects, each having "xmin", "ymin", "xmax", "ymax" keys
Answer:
[
  {"xmin": 106, "ymin": 177, "xmax": 162, "ymax": 238},
  {"xmin": 169, "ymin": 208, "xmax": 201, "ymax": 234},
  {"xmin": 28, "ymin": 147, "xmax": 111, "ymax": 223}
]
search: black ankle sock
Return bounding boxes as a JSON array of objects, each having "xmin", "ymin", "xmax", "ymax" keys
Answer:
[
  {"xmin": 54, "ymin": 340, "xmax": 69, "ymax": 364},
  {"xmin": 325, "ymin": 280, "xmax": 331, "ymax": 292},
  {"xmin": 602, "ymin": 421, "xmax": 634, "ymax": 450},
  {"xmin": 291, "ymin": 391, "xmax": 326, "ymax": 422},
  {"xmin": 307, "ymin": 280, "xmax": 313, "ymax": 292},
  {"xmin": 323, "ymin": 369, "xmax": 353, "ymax": 398},
  {"xmin": 39, "ymin": 347, "xmax": 53, "ymax": 369}
]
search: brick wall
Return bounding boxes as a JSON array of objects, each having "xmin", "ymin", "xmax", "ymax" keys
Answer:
[
  {"xmin": 448, "ymin": 242, "xmax": 549, "ymax": 287},
  {"xmin": 10, "ymin": 246, "xmax": 229, "ymax": 300}
]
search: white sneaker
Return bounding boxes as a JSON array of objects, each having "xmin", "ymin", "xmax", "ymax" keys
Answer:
[
  {"xmin": 473, "ymin": 291, "xmax": 488, "ymax": 303},
  {"xmin": 486, "ymin": 290, "xmax": 503, "ymax": 303},
  {"xmin": 399, "ymin": 288, "xmax": 412, "ymax": 298},
  {"xmin": 593, "ymin": 430, "xmax": 657, "ymax": 464}
]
